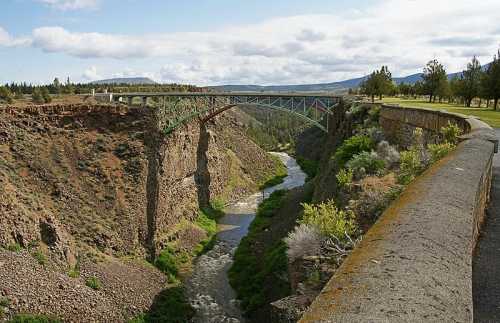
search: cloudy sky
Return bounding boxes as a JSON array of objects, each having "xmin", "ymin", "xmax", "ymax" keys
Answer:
[{"xmin": 0, "ymin": 0, "xmax": 499, "ymax": 85}]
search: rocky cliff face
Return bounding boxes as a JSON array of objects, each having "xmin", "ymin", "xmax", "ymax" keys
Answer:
[
  {"xmin": 0, "ymin": 104, "xmax": 275, "ymax": 260},
  {"xmin": 0, "ymin": 103, "xmax": 279, "ymax": 321}
]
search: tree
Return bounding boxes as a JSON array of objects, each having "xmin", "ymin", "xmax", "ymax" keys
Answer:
[
  {"xmin": 0, "ymin": 86, "xmax": 14, "ymax": 103},
  {"xmin": 422, "ymin": 59, "xmax": 448, "ymax": 103},
  {"xmin": 460, "ymin": 56, "xmax": 483, "ymax": 107},
  {"xmin": 32, "ymin": 88, "xmax": 44, "ymax": 104},
  {"xmin": 360, "ymin": 66, "xmax": 394, "ymax": 102},
  {"xmin": 41, "ymin": 87, "xmax": 52, "ymax": 103},
  {"xmin": 481, "ymin": 50, "xmax": 500, "ymax": 110}
]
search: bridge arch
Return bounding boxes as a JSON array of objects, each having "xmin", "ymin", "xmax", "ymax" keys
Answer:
[{"xmin": 112, "ymin": 92, "xmax": 342, "ymax": 135}]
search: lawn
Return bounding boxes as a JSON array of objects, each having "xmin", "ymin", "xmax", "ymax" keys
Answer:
[{"xmin": 381, "ymin": 97, "xmax": 500, "ymax": 128}]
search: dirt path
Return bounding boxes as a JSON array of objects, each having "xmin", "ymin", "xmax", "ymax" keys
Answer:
[{"xmin": 473, "ymin": 129, "xmax": 500, "ymax": 322}]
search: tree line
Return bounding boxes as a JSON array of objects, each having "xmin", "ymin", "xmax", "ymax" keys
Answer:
[
  {"xmin": 356, "ymin": 49, "xmax": 500, "ymax": 109},
  {"xmin": 0, "ymin": 78, "xmax": 199, "ymax": 104}
]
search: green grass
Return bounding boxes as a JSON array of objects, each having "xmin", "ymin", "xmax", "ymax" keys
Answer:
[
  {"xmin": 127, "ymin": 287, "xmax": 194, "ymax": 323},
  {"xmin": 85, "ymin": 276, "xmax": 102, "ymax": 290},
  {"xmin": 382, "ymin": 97, "xmax": 500, "ymax": 128},
  {"xmin": 295, "ymin": 157, "xmax": 319, "ymax": 181},
  {"xmin": 31, "ymin": 250, "xmax": 47, "ymax": 266},
  {"xmin": 259, "ymin": 155, "xmax": 288, "ymax": 190},
  {"xmin": 7, "ymin": 243, "xmax": 22, "ymax": 253},
  {"xmin": 228, "ymin": 190, "xmax": 289, "ymax": 314},
  {"xmin": 7, "ymin": 314, "xmax": 61, "ymax": 323}
]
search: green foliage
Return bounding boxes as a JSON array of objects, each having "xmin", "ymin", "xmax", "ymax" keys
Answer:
[
  {"xmin": 346, "ymin": 151, "xmax": 386, "ymax": 176},
  {"xmin": 296, "ymin": 157, "xmax": 319, "ymax": 181},
  {"xmin": 7, "ymin": 243, "xmax": 22, "ymax": 253},
  {"xmin": 334, "ymin": 135, "xmax": 375, "ymax": 168},
  {"xmin": 440, "ymin": 122, "xmax": 463, "ymax": 144},
  {"xmin": 32, "ymin": 250, "xmax": 47, "ymax": 265},
  {"xmin": 299, "ymin": 200, "xmax": 357, "ymax": 242},
  {"xmin": 229, "ymin": 190, "xmax": 289, "ymax": 314},
  {"xmin": 209, "ymin": 198, "xmax": 225, "ymax": 214},
  {"xmin": 398, "ymin": 149, "xmax": 423, "ymax": 185},
  {"xmin": 428, "ymin": 142, "xmax": 456, "ymax": 163},
  {"xmin": 7, "ymin": 315, "xmax": 61, "ymax": 323},
  {"xmin": 259, "ymin": 155, "xmax": 288, "ymax": 189},
  {"xmin": 128, "ymin": 287, "xmax": 194, "ymax": 323},
  {"xmin": 0, "ymin": 86, "xmax": 13, "ymax": 103},
  {"xmin": 194, "ymin": 210, "xmax": 218, "ymax": 255},
  {"xmin": 154, "ymin": 247, "xmax": 179, "ymax": 282},
  {"xmin": 336, "ymin": 168, "xmax": 353, "ymax": 188},
  {"xmin": 85, "ymin": 276, "xmax": 102, "ymax": 290},
  {"xmin": 422, "ymin": 59, "xmax": 449, "ymax": 102},
  {"xmin": 68, "ymin": 268, "xmax": 80, "ymax": 278},
  {"xmin": 32, "ymin": 88, "xmax": 45, "ymax": 104},
  {"xmin": 257, "ymin": 190, "xmax": 287, "ymax": 218},
  {"xmin": 360, "ymin": 66, "xmax": 394, "ymax": 101},
  {"xmin": 0, "ymin": 298, "xmax": 10, "ymax": 308}
]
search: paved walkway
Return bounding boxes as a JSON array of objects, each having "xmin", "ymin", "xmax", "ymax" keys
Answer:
[{"xmin": 473, "ymin": 129, "xmax": 500, "ymax": 322}]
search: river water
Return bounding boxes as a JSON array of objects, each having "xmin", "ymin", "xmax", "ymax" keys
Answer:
[{"xmin": 186, "ymin": 152, "xmax": 307, "ymax": 323}]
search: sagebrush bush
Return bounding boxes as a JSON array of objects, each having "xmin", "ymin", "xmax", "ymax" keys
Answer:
[
  {"xmin": 299, "ymin": 200, "xmax": 357, "ymax": 242},
  {"xmin": 336, "ymin": 168, "xmax": 353, "ymax": 188},
  {"xmin": 285, "ymin": 224, "xmax": 323, "ymax": 262},
  {"xmin": 428, "ymin": 142, "xmax": 456, "ymax": 163},
  {"xmin": 398, "ymin": 149, "xmax": 422, "ymax": 185},
  {"xmin": 376, "ymin": 141, "xmax": 400, "ymax": 166},
  {"xmin": 440, "ymin": 122, "xmax": 463, "ymax": 144},
  {"xmin": 346, "ymin": 151, "xmax": 386, "ymax": 178},
  {"xmin": 334, "ymin": 135, "xmax": 375, "ymax": 167}
]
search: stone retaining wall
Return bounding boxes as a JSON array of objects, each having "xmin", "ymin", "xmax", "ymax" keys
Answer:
[{"xmin": 300, "ymin": 104, "xmax": 498, "ymax": 322}]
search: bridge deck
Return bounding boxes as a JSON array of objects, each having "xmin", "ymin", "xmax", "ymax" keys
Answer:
[{"xmin": 113, "ymin": 92, "xmax": 341, "ymax": 99}]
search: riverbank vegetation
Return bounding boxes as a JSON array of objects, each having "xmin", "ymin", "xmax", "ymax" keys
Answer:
[{"xmin": 258, "ymin": 155, "xmax": 288, "ymax": 189}]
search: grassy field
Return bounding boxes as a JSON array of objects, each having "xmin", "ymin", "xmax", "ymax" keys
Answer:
[{"xmin": 381, "ymin": 97, "xmax": 500, "ymax": 128}]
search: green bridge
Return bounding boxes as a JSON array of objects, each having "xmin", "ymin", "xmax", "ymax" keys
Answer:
[{"xmin": 103, "ymin": 92, "xmax": 342, "ymax": 134}]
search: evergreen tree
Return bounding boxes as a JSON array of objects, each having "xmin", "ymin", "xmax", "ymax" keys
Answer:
[
  {"xmin": 422, "ymin": 59, "xmax": 448, "ymax": 103},
  {"xmin": 481, "ymin": 50, "xmax": 500, "ymax": 110},
  {"xmin": 460, "ymin": 56, "xmax": 483, "ymax": 107}
]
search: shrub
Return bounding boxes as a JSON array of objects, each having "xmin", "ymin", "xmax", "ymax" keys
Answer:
[
  {"xmin": 7, "ymin": 243, "xmax": 22, "ymax": 253},
  {"xmin": 68, "ymin": 268, "xmax": 80, "ymax": 278},
  {"xmin": 32, "ymin": 250, "xmax": 47, "ymax": 266},
  {"xmin": 209, "ymin": 198, "xmax": 225, "ymax": 213},
  {"xmin": 299, "ymin": 200, "xmax": 357, "ymax": 242},
  {"xmin": 376, "ymin": 141, "xmax": 400, "ymax": 166},
  {"xmin": 285, "ymin": 224, "xmax": 323, "ymax": 262},
  {"xmin": 334, "ymin": 135, "xmax": 375, "ymax": 167},
  {"xmin": 398, "ymin": 149, "xmax": 422, "ymax": 185},
  {"xmin": 0, "ymin": 298, "xmax": 10, "ymax": 307},
  {"xmin": 428, "ymin": 142, "xmax": 456, "ymax": 163},
  {"xmin": 346, "ymin": 151, "xmax": 386, "ymax": 178},
  {"xmin": 336, "ymin": 168, "xmax": 353, "ymax": 188},
  {"xmin": 0, "ymin": 86, "xmax": 13, "ymax": 103},
  {"xmin": 296, "ymin": 157, "xmax": 318, "ymax": 181},
  {"xmin": 257, "ymin": 190, "xmax": 287, "ymax": 218},
  {"xmin": 8, "ymin": 314, "xmax": 61, "ymax": 323},
  {"xmin": 441, "ymin": 122, "xmax": 463, "ymax": 144},
  {"xmin": 85, "ymin": 276, "xmax": 102, "ymax": 290},
  {"xmin": 32, "ymin": 88, "xmax": 45, "ymax": 104},
  {"xmin": 136, "ymin": 287, "xmax": 194, "ymax": 323},
  {"xmin": 154, "ymin": 247, "xmax": 179, "ymax": 281}
]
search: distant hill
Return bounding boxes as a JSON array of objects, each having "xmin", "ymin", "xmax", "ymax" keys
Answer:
[
  {"xmin": 208, "ymin": 63, "xmax": 492, "ymax": 93},
  {"xmin": 91, "ymin": 77, "xmax": 157, "ymax": 85}
]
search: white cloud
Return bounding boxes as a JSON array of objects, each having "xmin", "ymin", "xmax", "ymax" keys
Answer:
[
  {"xmin": 9, "ymin": 0, "xmax": 500, "ymax": 84},
  {"xmin": 36, "ymin": 0, "xmax": 99, "ymax": 11},
  {"xmin": 0, "ymin": 27, "xmax": 31, "ymax": 47},
  {"xmin": 82, "ymin": 66, "xmax": 101, "ymax": 81}
]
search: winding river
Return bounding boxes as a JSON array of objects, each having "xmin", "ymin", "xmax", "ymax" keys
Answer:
[{"xmin": 186, "ymin": 152, "xmax": 307, "ymax": 323}]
